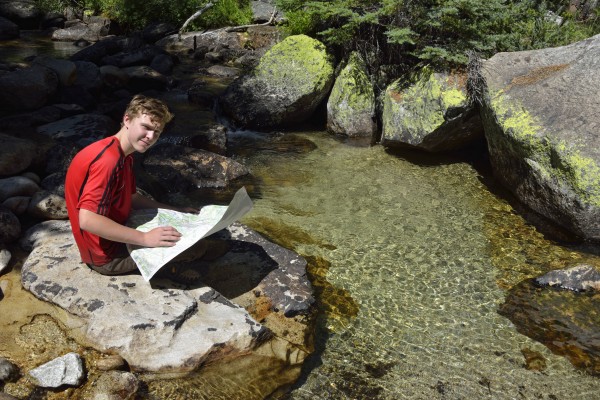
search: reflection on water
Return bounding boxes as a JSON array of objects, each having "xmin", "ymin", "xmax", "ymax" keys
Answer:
[
  {"xmin": 0, "ymin": 31, "xmax": 83, "ymax": 63},
  {"xmin": 229, "ymin": 130, "xmax": 600, "ymax": 399}
]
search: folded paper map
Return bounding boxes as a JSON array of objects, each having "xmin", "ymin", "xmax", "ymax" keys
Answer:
[{"xmin": 126, "ymin": 187, "xmax": 253, "ymax": 281}]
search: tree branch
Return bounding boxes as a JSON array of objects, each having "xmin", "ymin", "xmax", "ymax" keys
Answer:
[
  {"xmin": 179, "ymin": 2, "xmax": 215, "ymax": 41},
  {"xmin": 225, "ymin": 7, "xmax": 278, "ymax": 32}
]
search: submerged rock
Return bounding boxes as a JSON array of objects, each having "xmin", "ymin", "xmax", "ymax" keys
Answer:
[
  {"xmin": 20, "ymin": 219, "xmax": 313, "ymax": 376},
  {"xmin": 479, "ymin": 33, "xmax": 600, "ymax": 241},
  {"xmin": 89, "ymin": 370, "xmax": 139, "ymax": 399},
  {"xmin": 499, "ymin": 277, "xmax": 600, "ymax": 376},
  {"xmin": 28, "ymin": 352, "xmax": 84, "ymax": 388},
  {"xmin": 535, "ymin": 264, "xmax": 600, "ymax": 292}
]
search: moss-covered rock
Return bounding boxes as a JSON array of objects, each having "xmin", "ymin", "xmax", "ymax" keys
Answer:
[
  {"xmin": 381, "ymin": 68, "xmax": 482, "ymax": 152},
  {"xmin": 479, "ymin": 33, "xmax": 600, "ymax": 241},
  {"xmin": 220, "ymin": 34, "xmax": 334, "ymax": 130},
  {"xmin": 326, "ymin": 52, "xmax": 376, "ymax": 138}
]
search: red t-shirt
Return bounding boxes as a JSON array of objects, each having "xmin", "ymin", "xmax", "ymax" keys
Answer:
[{"xmin": 65, "ymin": 136, "xmax": 136, "ymax": 265}]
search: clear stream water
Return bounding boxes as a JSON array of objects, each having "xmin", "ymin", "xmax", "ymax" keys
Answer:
[{"xmin": 2, "ymin": 34, "xmax": 600, "ymax": 399}]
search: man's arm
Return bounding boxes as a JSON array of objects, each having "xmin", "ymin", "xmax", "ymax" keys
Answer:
[
  {"xmin": 79, "ymin": 209, "xmax": 181, "ymax": 248},
  {"xmin": 131, "ymin": 193, "xmax": 199, "ymax": 213}
]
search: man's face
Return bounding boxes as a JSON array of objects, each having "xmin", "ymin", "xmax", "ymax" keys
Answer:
[{"xmin": 124, "ymin": 113, "xmax": 164, "ymax": 153}]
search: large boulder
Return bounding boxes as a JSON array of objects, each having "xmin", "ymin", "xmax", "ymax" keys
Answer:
[
  {"xmin": 143, "ymin": 143, "xmax": 249, "ymax": 191},
  {"xmin": 326, "ymin": 52, "xmax": 376, "ymax": 138},
  {"xmin": 20, "ymin": 219, "xmax": 314, "ymax": 375},
  {"xmin": 0, "ymin": 0, "xmax": 41, "ymax": 29},
  {"xmin": 36, "ymin": 114, "xmax": 119, "ymax": 141},
  {"xmin": 0, "ymin": 15, "xmax": 18, "ymax": 39},
  {"xmin": 381, "ymin": 69, "xmax": 483, "ymax": 152},
  {"xmin": 220, "ymin": 35, "xmax": 335, "ymax": 129},
  {"xmin": 479, "ymin": 34, "xmax": 600, "ymax": 240},
  {"xmin": 0, "ymin": 65, "xmax": 59, "ymax": 111}
]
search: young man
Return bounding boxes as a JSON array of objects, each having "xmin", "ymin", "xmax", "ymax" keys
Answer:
[{"xmin": 65, "ymin": 94, "xmax": 204, "ymax": 276}]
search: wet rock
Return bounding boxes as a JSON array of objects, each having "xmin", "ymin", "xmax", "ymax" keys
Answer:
[
  {"xmin": 0, "ymin": 16, "xmax": 18, "ymax": 40},
  {"xmin": 28, "ymin": 352, "xmax": 84, "ymax": 388},
  {"xmin": 499, "ymin": 278, "xmax": 600, "ymax": 375},
  {"xmin": 94, "ymin": 354, "xmax": 125, "ymax": 371},
  {"xmin": 90, "ymin": 371, "xmax": 138, "ymax": 400},
  {"xmin": 0, "ymin": 249, "xmax": 11, "ymax": 274},
  {"xmin": 144, "ymin": 143, "xmax": 249, "ymax": 191},
  {"xmin": 0, "ymin": 134, "xmax": 36, "ymax": 176},
  {"xmin": 27, "ymin": 190, "xmax": 68, "ymax": 219},
  {"xmin": 0, "ymin": 65, "xmax": 59, "ymax": 111},
  {"xmin": 0, "ymin": 357, "xmax": 18, "ymax": 381},
  {"xmin": 37, "ymin": 113, "xmax": 118, "ymax": 141},
  {"xmin": 327, "ymin": 52, "xmax": 377, "ymax": 138},
  {"xmin": 535, "ymin": 264, "xmax": 600, "ymax": 292},
  {"xmin": 220, "ymin": 35, "xmax": 334, "ymax": 130},
  {"xmin": 0, "ymin": 207, "xmax": 20, "ymax": 243},
  {"xmin": 382, "ymin": 69, "xmax": 482, "ymax": 151},
  {"xmin": 0, "ymin": 176, "xmax": 39, "ymax": 202}
]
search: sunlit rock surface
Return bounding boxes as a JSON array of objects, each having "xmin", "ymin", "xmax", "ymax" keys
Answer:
[
  {"xmin": 480, "ymin": 33, "xmax": 600, "ymax": 241},
  {"xmin": 20, "ymin": 219, "xmax": 314, "ymax": 376},
  {"xmin": 382, "ymin": 69, "xmax": 482, "ymax": 152},
  {"xmin": 220, "ymin": 35, "xmax": 335, "ymax": 130}
]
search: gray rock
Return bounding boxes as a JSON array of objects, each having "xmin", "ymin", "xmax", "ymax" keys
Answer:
[
  {"xmin": 99, "ymin": 65, "xmax": 129, "ymax": 89},
  {"xmin": 37, "ymin": 113, "xmax": 118, "ymax": 141},
  {"xmin": 0, "ymin": 207, "xmax": 20, "ymax": 243},
  {"xmin": 101, "ymin": 45, "xmax": 164, "ymax": 68},
  {"xmin": 0, "ymin": 0, "xmax": 41, "ymax": 29},
  {"xmin": 220, "ymin": 35, "xmax": 334, "ymax": 130},
  {"xmin": 144, "ymin": 143, "xmax": 249, "ymax": 191},
  {"xmin": 27, "ymin": 190, "xmax": 68, "ymax": 219},
  {"xmin": 327, "ymin": 52, "xmax": 377, "ymax": 138},
  {"xmin": 73, "ymin": 61, "xmax": 102, "ymax": 92},
  {"xmin": 90, "ymin": 371, "xmax": 138, "ymax": 400},
  {"xmin": 0, "ymin": 357, "xmax": 18, "ymax": 382},
  {"xmin": 0, "ymin": 65, "xmax": 59, "ymax": 111},
  {"xmin": 40, "ymin": 172, "xmax": 65, "ymax": 196},
  {"xmin": 21, "ymin": 219, "xmax": 313, "ymax": 374},
  {"xmin": 206, "ymin": 65, "xmax": 241, "ymax": 78},
  {"xmin": 2, "ymin": 196, "xmax": 29, "ymax": 215},
  {"xmin": 33, "ymin": 56, "xmax": 77, "ymax": 86},
  {"xmin": 121, "ymin": 65, "xmax": 169, "ymax": 91},
  {"xmin": 28, "ymin": 352, "xmax": 84, "ymax": 388},
  {"xmin": 0, "ymin": 249, "xmax": 9, "ymax": 275},
  {"xmin": 535, "ymin": 264, "xmax": 600, "ymax": 291},
  {"xmin": 149, "ymin": 53, "xmax": 173, "ymax": 76},
  {"xmin": 382, "ymin": 69, "xmax": 483, "ymax": 151},
  {"xmin": 20, "ymin": 172, "xmax": 40, "ymax": 184},
  {"xmin": 251, "ymin": 0, "xmax": 283, "ymax": 23},
  {"xmin": 0, "ymin": 176, "xmax": 39, "ymax": 202},
  {"xmin": 0, "ymin": 134, "xmax": 35, "ymax": 176},
  {"xmin": 142, "ymin": 22, "xmax": 176, "ymax": 44},
  {"xmin": 479, "ymin": 33, "xmax": 600, "ymax": 240},
  {"xmin": 0, "ymin": 105, "xmax": 61, "ymax": 129}
]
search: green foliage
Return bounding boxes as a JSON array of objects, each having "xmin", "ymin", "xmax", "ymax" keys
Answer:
[
  {"xmin": 35, "ymin": 0, "xmax": 252, "ymax": 31},
  {"xmin": 276, "ymin": 0, "xmax": 600, "ymax": 73}
]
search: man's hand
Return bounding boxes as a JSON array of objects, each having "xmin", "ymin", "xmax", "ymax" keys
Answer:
[{"xmin": 143, "ymin": 226, "xmax": 182, "ymax": 247}]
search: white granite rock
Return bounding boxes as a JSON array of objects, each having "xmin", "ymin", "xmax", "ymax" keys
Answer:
[{"xmin": 28, "ymin": 352, "xmax": 84, "ymax": 388}]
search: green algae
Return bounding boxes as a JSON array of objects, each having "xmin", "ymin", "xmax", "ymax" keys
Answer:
[
  {"xmin": 255, "ymin": 35, "xmax": 334, "ymax": 95},
  {"xmin": 490, "ymin": 90, "xmax": 600, "ymax": 207},
  {"xmin": 327, "ymin": 52, "xmax": 375, "ymax": 135},
  {"xmin": 382, "ymin": 70, "xmax": 468, "ymax": 144}
]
